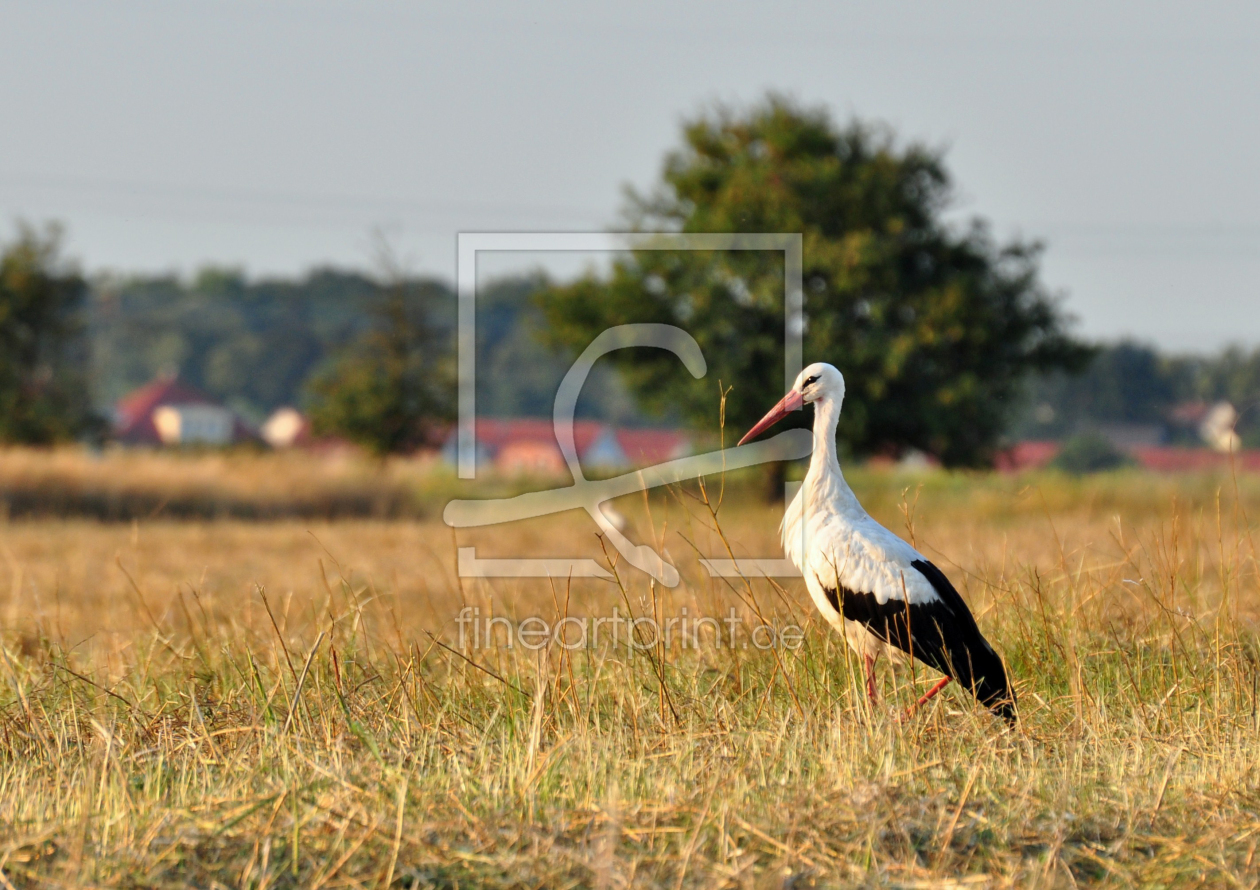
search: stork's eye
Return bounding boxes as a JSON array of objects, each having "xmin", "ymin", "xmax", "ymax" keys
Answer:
[{"xmin": 803, "ymin": 375, "xmax": 820, "ymax": 387}]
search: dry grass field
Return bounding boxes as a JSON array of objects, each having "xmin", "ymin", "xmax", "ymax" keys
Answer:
[
  {"xmin": 2, "ymin": 449, "xmax": 1260, "ymax": 887},
  {"xmin": 0, "ymin": 447, "xmax": 464, "ymax": 521}
]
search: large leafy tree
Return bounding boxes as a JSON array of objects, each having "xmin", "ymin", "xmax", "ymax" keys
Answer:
[
  {"xmin": 305, "ymin": 276, "xmax": 454, "ymax": 456},
  {"xmin": 539, "ymin": 96, "xmax": 1088, "ymax": 466},
  {"xmin": 0, "ymin": 224, "xmax": 97, "ymax": 443}
]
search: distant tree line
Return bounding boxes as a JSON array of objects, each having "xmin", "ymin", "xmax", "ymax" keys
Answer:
[
  {"xmin": 92, "ymin": 266, "xmax": 639, "ymax": 455},
  {"xmin": 0, "ymin": 224, "xmax": 640, "ymax": 453},
  {"xmin": 3, "ymin": 222, "xmax": 1260, "ymax": 456},
  {"xmin": 1013, "ymin": 341, "xmax": 1260, "ymax": 447},
  {"xmin": 91, "ymin": 265, "xmax": 392, "ymax": 422}
]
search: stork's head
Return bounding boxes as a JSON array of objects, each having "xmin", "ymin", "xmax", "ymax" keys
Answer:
[{"xmin": 737, "ymin": 362, "xmax": 844, "ymax": 446}]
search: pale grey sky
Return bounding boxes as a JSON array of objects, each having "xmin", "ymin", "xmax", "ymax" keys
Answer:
[{"xmin": 2, "ymin": 1, "xmax": 1258, "ymax": 351}]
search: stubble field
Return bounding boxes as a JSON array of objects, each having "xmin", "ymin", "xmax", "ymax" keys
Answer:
[{"xmin": 2, "ymin": 450, "xmax": 1260, "ymax": 888}]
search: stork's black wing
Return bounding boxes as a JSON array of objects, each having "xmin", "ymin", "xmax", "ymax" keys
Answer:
[{"xmin": 824, "ymin": 559, "xmax": 1016, "ymax": 723}]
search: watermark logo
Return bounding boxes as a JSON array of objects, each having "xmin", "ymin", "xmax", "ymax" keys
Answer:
[
  {"xmin": 443, "ymin": 233, "xmax": 809, "ymax": 586},
  {"xmin": 455, "ymin": 606, "xmax": 804, "ymax": 652}
]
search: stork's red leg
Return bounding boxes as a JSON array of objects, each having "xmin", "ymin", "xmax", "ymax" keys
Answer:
[
  {"xmin": 864, "ymin": 654, "xmax": 877, "ymax": 703},
  {"xmin": 902, "ymin": 676, "xmax": 951, "ymax": 720}
]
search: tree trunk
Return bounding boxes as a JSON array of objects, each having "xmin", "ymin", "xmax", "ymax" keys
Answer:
[{"xmin": 761, "ymin": 461, "xmax": 787, "ymax": 504}]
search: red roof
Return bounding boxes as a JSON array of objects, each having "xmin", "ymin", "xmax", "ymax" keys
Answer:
[
  {"xmin": 614, "ymin": 428, "xmax": 691, "ymax": 465},
  {"xmin": 452, "ymin": 418, "xmax": 690, "ymax": 472},
  {"xmin": 994, "ymin": 441, "xmax": 1060, "ymax": 472},
  {"xmin": 113, "ymin": 377, "xmax": 256, "ymax": 445},
  {"xmin": 995, "ymin": 440, "xmax": 1260, "ymax": 473},
  {"xmin": 1169, "ymin": 401, "xmax": 1211, "ymax": 426},
  {"xmin": 470, "ymin": 418, "xmax": 609, "ymax": 457},
  {"xmin": 1130, "ymin": 446, "xmax": 1260, "ymax": 473}
]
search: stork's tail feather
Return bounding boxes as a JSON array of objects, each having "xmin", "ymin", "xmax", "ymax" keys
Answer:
[{"xmin": 907, "ymin": 559, "xmax": 1017, "ymax": 726}]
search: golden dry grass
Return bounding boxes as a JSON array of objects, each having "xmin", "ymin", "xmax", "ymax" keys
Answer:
[
  {"xmin": 1, "ymin": 453, "xmax": 1260, "ymax": 887},
  {"xmin": 0, "ymin": 447, "xmax": 467, "ymax": 520}
]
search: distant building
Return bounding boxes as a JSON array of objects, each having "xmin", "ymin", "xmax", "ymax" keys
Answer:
[
  {"xmin": 261, "ymin": 407, "xmax": 311, "ymax": 449},
  {"xmin": 1199, "ymin": 402, "xmax": 1241, "ymax": 453},
  {"xmin": 443, "ymin": 418, "xmax": 691, "ymax": 475},
  {"xmin": 993, "ymin": 441, "xmax": 1060, "ymax": 472},
  {"xmin": 113, "ymin": 377, "xmax": 256, "ymax": 446},
  {"xmin": 1169, "ymin": 400, "xmax": 1242, "ymax": 453},
  {"xmin": 1169, "ymin": 401, "xmax": 1212, "ymax": 430}
]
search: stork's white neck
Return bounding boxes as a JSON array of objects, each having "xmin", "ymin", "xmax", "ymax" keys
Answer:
[{"xmin": 804, "ymin": 395, "xmax": 863, "ymax": 516}]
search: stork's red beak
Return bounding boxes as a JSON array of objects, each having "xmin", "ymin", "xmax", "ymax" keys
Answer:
[{"xmin": 737, "ymin": 389, "xmax": 804, "ymax": 446}]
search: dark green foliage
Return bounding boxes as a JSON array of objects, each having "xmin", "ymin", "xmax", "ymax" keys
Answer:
[
  {"xmin": 1016, "ymin": 340, "xmax": 1260, "ymax": 446},
  {"xmin": 537, "ymin": 96, "xmax": 1088, "ymax": 465},
  {"xmin": 1169, "ymin": 346, "xmax": 1260, "ymax": 446},
  {"xmin": 1017, "ymin": 341, "xmax": 1170, "ymax": 438},
  {"xmin": 1074, "ymin": 342, "xmax": 1174, "ymax": 425},
  {"xmin": 91, "ymin": 266, "xmax": 390, "ymax": 422},
  {"xmin": 305, "ymin": 279, "xmax": 455, "ymax": 455},
  {"xmin": 1194, "ymin": 346, "xmax": 1260, "ymax": 413},
  {"xmin": 476, "ymin": 275, "xmax": 639, "ymax": 423},
  {"xmin": 1052, "ymin": 433, "xmax": 1133, "ymax": 474},
  {"xmin": 0, "ymin": 224, "xmax": 98, "ymax": 443},
  {"xmin": 90, "ymin": 269, "xmax": 638, "ymax": 436},
  {"xmin": 301, "ymin": 275, "xmax": 642, "ymax": 456}
]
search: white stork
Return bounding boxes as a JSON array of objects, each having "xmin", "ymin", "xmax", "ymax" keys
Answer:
[{"xmin": 739, "ymin": 362, "xmax": 1017, "ymax": 724}]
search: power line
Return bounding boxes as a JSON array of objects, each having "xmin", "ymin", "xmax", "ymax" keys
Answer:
[{"xmin": 0, "ymin": 170, "xmax": 609, "ymax": 221}]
